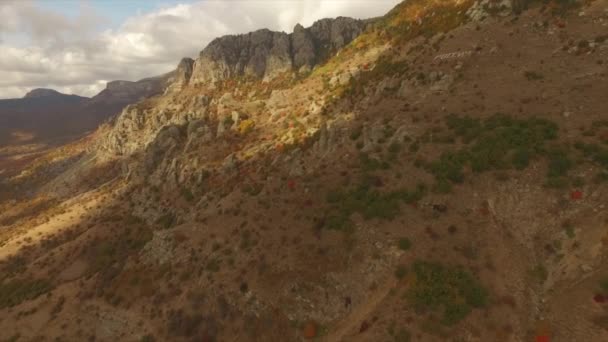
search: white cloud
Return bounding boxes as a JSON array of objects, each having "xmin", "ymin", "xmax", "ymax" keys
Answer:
[{"xmin": 0, "ymin": 0, "xmax": 401, "ymax": 99}]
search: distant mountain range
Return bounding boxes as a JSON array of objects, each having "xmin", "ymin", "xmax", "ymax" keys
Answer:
[{"xmin": 0, "ymin": 72, "xmax": 174, "ymax": 146}]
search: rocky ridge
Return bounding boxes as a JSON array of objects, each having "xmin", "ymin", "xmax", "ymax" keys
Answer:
[{"xmin": 186, "ymin": 17, "xmax": 369, "ymax": 85}]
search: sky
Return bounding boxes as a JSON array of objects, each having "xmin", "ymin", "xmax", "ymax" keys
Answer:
[{"xmin": 0, "ymin": 0, "xmax": 401, "ymax": 99}]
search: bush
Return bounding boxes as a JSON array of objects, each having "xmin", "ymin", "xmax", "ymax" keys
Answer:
[
  {"xmin": 393, "ymin": 329, "xmax": 411, "ymax": 342},
  {"xmin": 359, "ymin": 153, "xmax": 383, "ymax": 172},
  {"xmin": 388, "ymin": 142, "xmax": 402, "ymax": 154},
  {"xmin": 546, "ymin": 148, "xmax": 573, "ymax": 178},
  {"xmin": 157, "ymin": 213, "xmax": 176, "ymax": 229},
  {"xmin": 398, "ymin": 238, "xmax": 412, "ymax": 251},
  {"xmin": 428, "ymin": 152, "xmax": 466, "ymax": 184},
  {"xmin": 600, "ymin": 277, "xmax": 608, "ymax": 293},
  {"xmin": 243, "ymin": 183, "xmax": 263, "ymax": 196},
  {"xmin": 181, "ymin": 188, "xmax": 195, "ymax": 202},
  {"xmin": 323, "ymin": 181, "xmax": 426, "ymax": 231},
  {"xmin": 409, "ymin": 261, "xmax": 487, "ymax": 325},
  {"xmin": 531, "ymin": 264, "xmax": 548, "ymax": 283},
  {"xmin": 223, "ymin": 116, "xmax": 235, "ymax": 127},
  {"xmin": 350, "ymin": 126, "xmax": 363, "ymax": 140},
  {"xmin": 395, "ymin": 265, "xmax": 408, "ymax": 279},
  {"xmin": 544, "ymin": 176, "xmax": 569, "ymax": 189},
  {"xmin": 427, "ymin": 114, "xmax": 562, "ymax": 190},
  {"xmin": 140, "ymin": 335, "xmax": 156, "ymax": 342},
  {"xmin": 575, "ymin": 142, "xmax": 608, "ymax": 169},
  {"xmin": 524, "ymin": 70, "xmax": 544, "ymax": 80}
]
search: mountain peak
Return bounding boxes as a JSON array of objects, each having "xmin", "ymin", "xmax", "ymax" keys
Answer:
[{"xmin": 23, "ymin": 88, "xmax": 64, "ymax": 99}]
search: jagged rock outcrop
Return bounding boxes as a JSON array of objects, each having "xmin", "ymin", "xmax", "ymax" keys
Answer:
[
  {"xmin": 164, "ymin": 58, "xmax": 195, "ymax": 93},
  {"xmin": 188, "ymin": 17, "xmax": 368, "ymax": 86},
  {"xmin": 291, "ymin": 24, "xmax": 316, "ymax": 72},
  {"xmin": 190, "ymin": 29, "xmax": 292, "ymax": 85}
]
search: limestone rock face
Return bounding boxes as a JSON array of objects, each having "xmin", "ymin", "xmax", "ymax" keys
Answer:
[
  {"xmin": 190, "ymin": 29, "xmax": 293, "ymax": 85},
  {"xmin": 187, "ymin": 17, "xmax": 367, "ymax": 86},
  {"xmin": 291, "ymin": 23, "xmax": 316, "ymax": 72},
  {"xmin": 165, "ymin": 58, "xmax": 194, "ymax": 93},
  {"xmin": 306, "ymin": 17, "xmax": 366, "ymax": 59}
]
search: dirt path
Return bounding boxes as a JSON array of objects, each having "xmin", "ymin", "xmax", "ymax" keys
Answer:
[{"xmin": 323, "ymin": 277, "xmax": 397, "ymax": 342}]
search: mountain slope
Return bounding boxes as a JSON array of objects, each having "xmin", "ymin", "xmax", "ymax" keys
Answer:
[
  {"xmin": 1, "ymin": 1, "xmax": 608, "ymax": 341},
  {"xmin": 0, "ymin": 73, "xmax": 174, "ymax": 148}
]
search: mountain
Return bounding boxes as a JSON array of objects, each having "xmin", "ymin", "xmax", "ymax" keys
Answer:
[
  {"xmin": 87, "ymin": 73, "xmax": 174, "ymax": 107},
  {"xmin": 22, "ymin": 88, "xmax": 70, "ymax": 99},
  {"xmin": 2, "ymin": 1, "xmax": 608, "ymax": 341},
  {"xmin": 0, "ymin": 89, "xmax": 90, "ymax": 145},
  {"xmin": 0, "ymin": 73, "xmax": 174, "ymax": 147}
]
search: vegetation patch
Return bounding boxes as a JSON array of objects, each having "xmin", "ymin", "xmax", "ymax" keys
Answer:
[
  {"xmin": 157, "ymin": 212, "xmax": 177, "ymax": 229},
  {"xmin": 324, "ymin": 179, "xmax": 427, "ymax": 231},
  {"xmin": 574, "ymin": 142, "xmax": 608, "ymax": 182},
  {"xmin": 425, "ymin": 113, "xmax": 564, "ymax": 192},
  {"xmin": 408, "ymin": 261, "xmax": 488, "ymax": 325},
  {"xmin": 0, "ymin": 277, "xmax": 53, "ymax": 309},
  {"xmin": 398, "ymin": 237, "xmax": 412, "ymax": 251}
]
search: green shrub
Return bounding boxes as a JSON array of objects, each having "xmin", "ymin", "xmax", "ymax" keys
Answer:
[
  {"xmin": 140, "ymin": 334, "xmax": 156, "ymax": 342},
  {"xmin": 181, "ymin": 188, "xmax": 195, "ymax": 202},
  {"xmin": 524, "ymin": 70, "xmax": 544, "ymax": 80},
  {"xmin": 564, "ymin": 224, "xmax": 575, "ymax": 239},
  {"xmin": 395, "ymin": 265, "xmax": 408, "ymax": 279},
  {"xmin": 324, "ymin": 181, "xmax": 427, "ymax": 231},
  {"xmin": 600, "ymin": 277, "xmax": 608, "ymax": 293},
  {"xmin": 157, "ymin": 213, "xmax": 176, "ymax": 229},
  {"xmin": 243, "ymin": 183, "xmax": 263, "ymax": 196},
  {"xmin": 350, "ymin": 126, "xmax": 363, "ymax": 140},
  {"xmin": 531, "ymin": 264, "xmax": 548, "ymax": 283},
  {"xmin": 512, "ymin": 148, "xmax": 531, "ymax": 170},
  {"xmin": 427, "ymin": 114, "xmax": 563, "ymax": 190},
  {"xmin": 388, "ymin": 142, "xmax": 402, "ymax": 154},
  {"xmin": 429, "ymin": 152, "xmax": 466, "ymax": 183},
  {"xmin": 546, "ymin": 148, "xmax": 573, "ymax": 178},
  {"xmin": 408, "ymin": 261, "xmax": 487, "ymax": 325},
  {"xmin": 398, "ymin": 238, "xmax": 412, "ymax": 251},
  {"xmin": 595, "ymin": 172, "xmax": 608, "ymax": 183},
  {"xmin": 575, "ymin": 142, "xmax": 608, "ymax": 168},
  {"xmin": 223, "ymin": 116, "xmax": 235, "ymax": 127},
  {"xmin": 359, "ymin": 153, "xmax": 383, "ymax": 172},
  {"xmin": 393, "ymin": 329, "xmax": 411, "ymax": 342}
]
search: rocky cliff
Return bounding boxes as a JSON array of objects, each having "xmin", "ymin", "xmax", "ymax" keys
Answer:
[{"xmin": 187, "ymin": 17, "xmax": 369, "ymax": 85}]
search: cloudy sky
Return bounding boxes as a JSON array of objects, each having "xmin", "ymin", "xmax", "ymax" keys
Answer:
[{"xmin": 0, "ymin": 0, "xmax": 400, "ymax": 99}]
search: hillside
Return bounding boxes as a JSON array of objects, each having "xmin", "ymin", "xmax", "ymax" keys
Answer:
[{"xmin": 1, "ymin": 0, "xmax": 608, "ymax": 341}]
